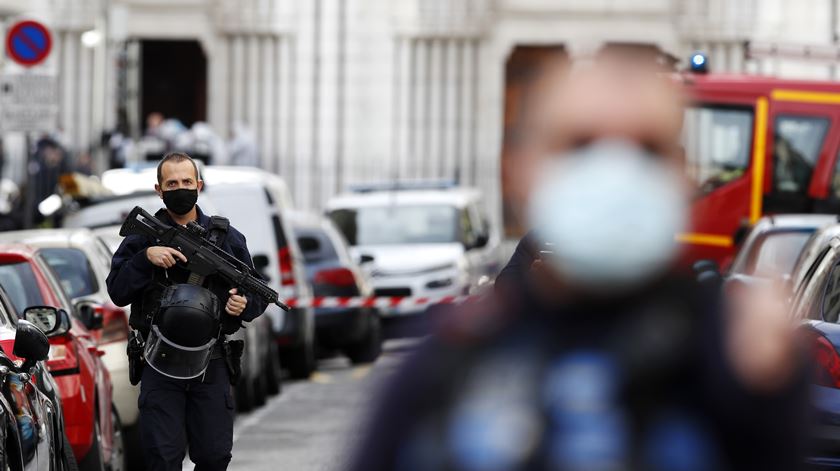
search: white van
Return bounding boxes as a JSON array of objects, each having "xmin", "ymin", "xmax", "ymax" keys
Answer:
[
  {"xmin": 326, "ymin": 183, "xmax": 503, "ymax": 323},
  {"xmin": 200, "ymin": 169, "xmax": 316, "ymax": 379}
]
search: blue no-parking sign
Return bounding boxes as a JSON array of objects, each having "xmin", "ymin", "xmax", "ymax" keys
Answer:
[{"xmin": 5, "ymin": 20, "xmax": 52, "ymax": 67}]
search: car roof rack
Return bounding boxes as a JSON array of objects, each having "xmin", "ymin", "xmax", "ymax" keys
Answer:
[{"xmin": 347, "ymin": 180, "xmax": 458, "ymax": 193}]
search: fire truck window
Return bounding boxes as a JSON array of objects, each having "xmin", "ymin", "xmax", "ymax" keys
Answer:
[
  {"xmin": 773, "ymin": 116, "xmax": 829, "ymax": 195},
  {"xmin": 683, "ymin": 106, "xmax": 753, "ymax": 194}
]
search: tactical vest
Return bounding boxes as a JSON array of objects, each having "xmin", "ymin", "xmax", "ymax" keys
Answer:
[
  {"xmin": 139, "ymin": 211, "xmax": 233, "ymax": 379},
  {"xmin": 129, "ymin": 212, "xmax": 232, "ymax": 337}
]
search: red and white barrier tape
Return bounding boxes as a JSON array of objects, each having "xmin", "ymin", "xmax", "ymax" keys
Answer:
[{"xmin": 283, "ymin": 295, "xmax": 474, "ymax": 309}]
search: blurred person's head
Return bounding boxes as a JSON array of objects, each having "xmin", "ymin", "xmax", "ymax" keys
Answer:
[
  {"xmin": 147, "ymin": 112, "xmax": 164, "ymax": 132},
  {"xmin": 516, "ymin": 59, "xmax": 689, "ymax": 295},
  {"xmin": 155, "ymin": 152, "xmax": 203, "ymax": 217}
]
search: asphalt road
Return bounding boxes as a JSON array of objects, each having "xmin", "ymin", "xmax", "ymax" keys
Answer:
[{"xmin": 213, "ymin": 340, "xmax": 416, "ymax": 471}]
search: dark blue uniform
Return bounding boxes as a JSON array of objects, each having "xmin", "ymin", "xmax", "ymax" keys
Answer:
[
  {"xmin": 106, "ymin": 205, "xmax": 266, "ymax": 471},
  {"xmin": 348, "ymin": 240, "xmax": 809, "ymax": 471}
]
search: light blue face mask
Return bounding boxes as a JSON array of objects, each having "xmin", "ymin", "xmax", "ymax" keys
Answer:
[{"xmin": 527, "ymin": 139, "xmax": 689, "ymax": 292}]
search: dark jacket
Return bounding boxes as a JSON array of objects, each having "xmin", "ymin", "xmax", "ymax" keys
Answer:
[
  {"xmin": 494, "ymin": 231, "xmax": 539, "ymax": 297},
  {"xmin": 106, "ymin": 205, "xmax": 266, "ymax": 335},
  {"xmin": 349, "ymin": 268, "xmax": 809, "ymax": 471}
]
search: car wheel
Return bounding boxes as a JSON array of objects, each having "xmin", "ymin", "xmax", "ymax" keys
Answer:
[
  {"xmin": 61, "ymin": 430, "xmax": 79, "ymax": 471},
  {"xmin": 266, "ymin": 339, "xmax": 283, "ymax": 396},
  {"xmin": 345, "ymin": 315, "xmax": 382, "ymax": 365},
  {"xmin": 283, "ymin": 339, "xmax": 316, "ymax": 379},
  {"xmin": 253, "ymin": 373, "xmax": 267, "ymax": 407},
  {"xmin": 235, "ymin": 375, "xmax": 255, "ymax": 413},
  {"xmin": 107, "ymin": 408, "xmax": 125, "ymax": 471},
  {"xmin": 78, "ymin": 412, "xmax": 105, "ymax": 471}
]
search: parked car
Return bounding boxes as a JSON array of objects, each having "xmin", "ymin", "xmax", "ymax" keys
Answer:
[
  {"xmin": 326, "ymin": 182, "xmax": 502, "ymax": 334},
  {"xmin": 288, "ymin": 212, "xmax": 381, "ymax": 364},
  {"xmin": 790, "ymin": 224, "xmax": 840, "ymax": 298},
  {"xmin": 726, "ymin": 214, "xmax": 838, "ymax": 285},
  {"xmin": 101, "ymin": 165, "xmax": 314, "ymax": 381},
  {"xmin": 782, "ymin": 233, "xmax": 840, "ymax": 467},
  {"xmin": 91, "ymin": 226, "xmax": 123, "ymax": 254},
  {"xmin": 0, "ymin": 244, "xmax": 121, "ymax": 471},
  {"xmin": 200, "ymin": 167, "xmax": 299, "ymax": 389},
  {"xmin": 0, "ymin": 228, "xmax": 141, "ymax": 464},
  {"xmin": 0, "ymin": 285, "xmax": 76, "ymax": 471}
]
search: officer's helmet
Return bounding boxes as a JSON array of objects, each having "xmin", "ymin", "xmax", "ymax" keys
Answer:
[{"xmin": 157, "ymin": 284, "xmax": 220, "ymax": 346}]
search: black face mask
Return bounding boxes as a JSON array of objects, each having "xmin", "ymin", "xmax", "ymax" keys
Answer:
[{"xmin": 162, "ymin": 188, "xmax": 198, "ymax": 215}]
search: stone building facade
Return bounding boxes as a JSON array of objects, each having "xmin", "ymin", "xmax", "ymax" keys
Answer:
[{"xmin": 3, "ymin": 0, "xmax": 838, "ymax": 224}]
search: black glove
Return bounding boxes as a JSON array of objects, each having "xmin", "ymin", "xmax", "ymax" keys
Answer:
[{"xmin": 222, "ymin": 340, "xmax": 244, "ymax": 386}]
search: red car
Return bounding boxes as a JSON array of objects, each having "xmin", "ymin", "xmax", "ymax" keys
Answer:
[{"xmin": 0, "ymin": 244, "xmax": 120, "ymax": 471}]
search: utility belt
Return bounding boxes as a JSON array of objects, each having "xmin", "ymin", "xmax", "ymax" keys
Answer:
[{"xmin": 127, "ymin": 330, "xmax": 244, "ymax": 386}]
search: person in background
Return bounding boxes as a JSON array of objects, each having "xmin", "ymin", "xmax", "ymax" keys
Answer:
[
  {"xmin": 146, "ymin": 112, "xmax": 164, "ymax": 137},
  {"xmin": 30, "ymin": 136, "xmax": 70, "ymax": 225},
  {"xmin": 347, "ymin": 57, "xmax": 808, "ymax": 471},
  {"xmin": 227, "ymin": 122, "xmax": 259, "ymax": 167}
]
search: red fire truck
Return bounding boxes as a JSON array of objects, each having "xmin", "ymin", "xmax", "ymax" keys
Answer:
[{"xmin": 679, "ymin": 68, "xmax": 840, "ymax": 265}]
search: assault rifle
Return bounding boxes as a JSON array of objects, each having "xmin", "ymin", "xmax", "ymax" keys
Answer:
[{"xmin": 119, "ymin": 206, "xmax": 291, "ymax": 311}]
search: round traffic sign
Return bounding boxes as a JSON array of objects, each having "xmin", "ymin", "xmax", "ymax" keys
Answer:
[{"xmin": 6, "ymin": 20, "xmax": 52, "ymax": 67}]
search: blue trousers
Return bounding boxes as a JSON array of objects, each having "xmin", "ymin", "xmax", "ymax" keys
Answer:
[{"xmin": 138, "ymin": 359, "xmax": 234, "ymax": 471}]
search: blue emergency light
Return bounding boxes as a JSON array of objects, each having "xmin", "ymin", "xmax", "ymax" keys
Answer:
[{"xmin": 690, "ymin": 52, "xmax": 708, "ymax": 73}]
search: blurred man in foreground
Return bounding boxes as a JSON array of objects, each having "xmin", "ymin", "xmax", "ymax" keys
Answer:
[{"xmin": 348, "ymin": 59, "xmax": 807, "ymax": 471}]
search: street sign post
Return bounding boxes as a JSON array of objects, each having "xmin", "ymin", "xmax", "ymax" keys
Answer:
[
  {"xmin": 1, "ymin": 19, "xmax": 58, "ymax": 133},
  {"xmin": 1, "ymin": 18, "xmax": 59, "ymax": 229}
]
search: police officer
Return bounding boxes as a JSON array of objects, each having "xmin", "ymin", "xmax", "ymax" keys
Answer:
[{"xmin": 106, "ymin": 152, "xmax": 266, "ymax": 471}]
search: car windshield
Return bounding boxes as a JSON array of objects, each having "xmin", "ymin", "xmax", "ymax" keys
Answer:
[
  {"xmin": 746, "ymin": 230, "xmax": 814, "ymax": 277},
  {"xmin": 0, "ymin": 262, "xmax": 45, "ymax": 313},
  {"xmin": 329, "ymin": 205, "xmax": 458, "ymax": 245},
  {"xmin": 40, "ymin": 248, "xmax": 98, "ymax": 299}
]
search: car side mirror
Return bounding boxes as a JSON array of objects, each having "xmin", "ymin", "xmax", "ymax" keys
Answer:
[
  {"xmin": 732, "ymin": 224, "xmax": 751, "ymax": 248},
  {"xmin": 23, "ymin": 306, "xmax": 71, "ymax": 337},
  {"xmin": 75, "ymin": 301, "xmax": 103, "ymax": 331},
  {"xmin": 692, "ymin": 259, "xmax": 722, "ymax": 288},
  {"xmin": 473, "ymin": 233, "xmax": 490, "ymax": 249},
  {"xmin": 13, "ymin": 319, "xmax": 50, "ymax": 373},
  {"xmin": 691, "ymin": 259, "xmax": 720, "ymax": 276},
  {"xmin": 252, "ymin": 254, "xmax": 271, "ymax": 281},
  {"xmin": 358, "ymin": 254, "xmax": 375, "ymax": 265}
]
